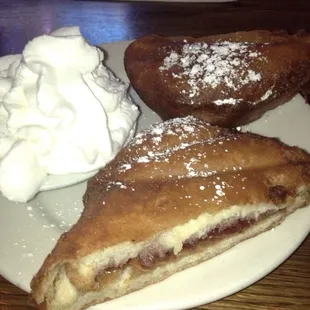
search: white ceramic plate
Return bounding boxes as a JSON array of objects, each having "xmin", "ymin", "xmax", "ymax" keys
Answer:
[{"xmin": 0, "ymin": 41, "xmax": 310, "ymax": 310}]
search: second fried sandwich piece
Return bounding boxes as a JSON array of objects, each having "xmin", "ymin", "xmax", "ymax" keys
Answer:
[
  {"xmin": 31, "ymin": 116, "xmax": 310, "ymax": 310},
  {"xmin": 125, "ymin": 30, "xmax": 310, "ymax": 127}
]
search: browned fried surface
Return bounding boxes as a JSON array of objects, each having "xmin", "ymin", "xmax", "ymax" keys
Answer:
[
  {"xmin": 301, "ymin": 79, "xmax": 310, "ymax": 103},
  {"xmin": 124, "ymin": 31, "xmax": 310, "ymax": 127}
]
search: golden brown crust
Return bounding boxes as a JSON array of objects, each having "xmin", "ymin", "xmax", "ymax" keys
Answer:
[
  {"xmin": 31, "ymin": 116, "xmax": 310, "ymax": 308},
  {"xmin": 124, "ymin": 31, "xmax": 310, "ymax": 127}
]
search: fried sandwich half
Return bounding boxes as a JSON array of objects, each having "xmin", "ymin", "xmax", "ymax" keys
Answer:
[
  {"xmin": 31, "ymin": 116, "xmax": 310, "ymax": 310},
  {"xmin": 125, "ymin": 30, "xmax": 310, "ymax": 127}
]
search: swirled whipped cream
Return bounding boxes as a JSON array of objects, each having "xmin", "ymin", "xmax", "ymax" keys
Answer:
[{"xmin": 0, "ymin": 26, "xmax": 139, "ymax": 202}]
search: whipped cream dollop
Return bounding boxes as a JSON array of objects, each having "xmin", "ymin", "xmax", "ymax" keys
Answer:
[{"xmin": 0, "ymin": 26, "xmax": 139, "ymax": 202}]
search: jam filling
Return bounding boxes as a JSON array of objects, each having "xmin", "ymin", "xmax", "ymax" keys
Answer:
[
  {"xmin": 90, "ymin": 212, "xmax": 277, "ymax": 290},
  {"xmin": 137, "ymin": 217, "xmax": 255, "ymax": 269}
]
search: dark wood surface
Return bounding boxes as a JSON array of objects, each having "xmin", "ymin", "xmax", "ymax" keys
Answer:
[{"xmin": 0, "ymin": 0, "xmax": 310, "ymax": 309}]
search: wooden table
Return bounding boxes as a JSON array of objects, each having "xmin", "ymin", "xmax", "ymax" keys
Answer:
[{"xmin": 0, "ymin": 0, "xmax": 310, "ymax": 309}]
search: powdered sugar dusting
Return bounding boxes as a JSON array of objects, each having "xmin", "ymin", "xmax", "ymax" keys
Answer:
[
  {"xmin": 261, "ymin": 88, "xmax": 273, "ymax": 101},
  {"xmin": 213, "ymin": 98, "xmax": 241, "ymax": 106},
  {"xmin": 119, "ymin": 163, "xmax": 132, "ymax": 172},
  {"xmin": 160, "ymin": 41, "xmax": 267, "ymax": 104},
  {"xmin": 92, "ymin": 115, "xmax": 269, "ymax": 211},
  {"xmin": 112, "ymin": 116, "xmax": 241, "ymax": 183},
  {"xmin": 126, "ymin": 116, "xmax": 212, "ymax": 170},
  {"xmin": 129, "ymin": 116, "xmax": 205, "ymax": 150}
]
